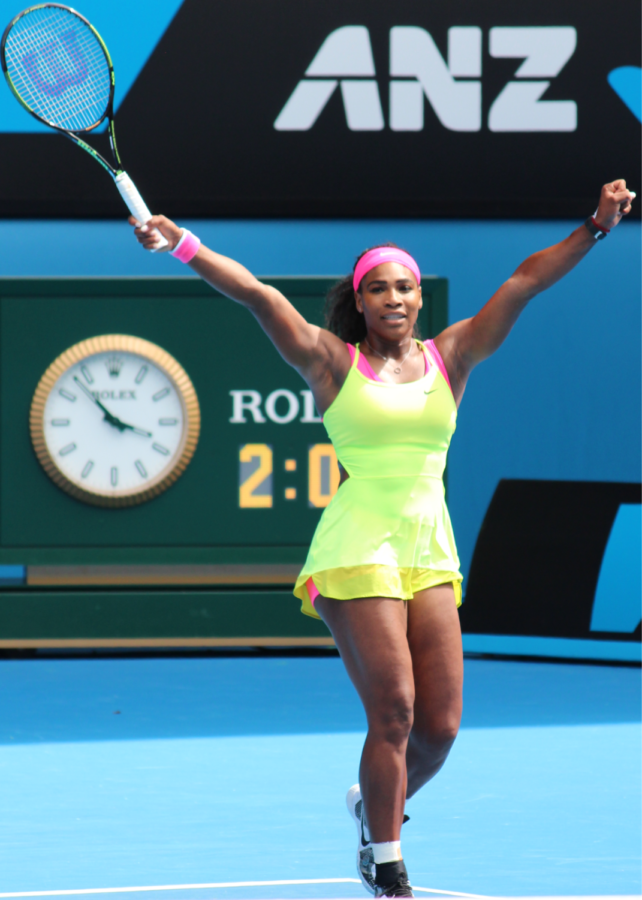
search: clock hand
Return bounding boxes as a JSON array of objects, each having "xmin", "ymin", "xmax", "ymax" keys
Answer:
[
  {"xmin": 118, "ymin": 422, "xmax": 153, "ymax": 438},
  {"xmin": 73, "ymin": 376, "xmax": 125, "ymax": 428},
  {"xmin": 72, "ymin": 377, "xmax": 152, "ymax": 436}
]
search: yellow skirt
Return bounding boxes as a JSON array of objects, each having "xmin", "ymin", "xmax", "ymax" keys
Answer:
[{"xmin": 297, "ymin": 565, "xmax": 462, "ymax": 619}]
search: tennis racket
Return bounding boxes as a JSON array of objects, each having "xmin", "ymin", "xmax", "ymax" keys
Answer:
[{"xmin": 1, "ymin": 3, "xmax": 167, "ymax": 248}]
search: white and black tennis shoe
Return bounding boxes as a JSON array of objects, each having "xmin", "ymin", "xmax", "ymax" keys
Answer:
[{"xmin": 346, "ymin": 784, "xmax": 376, "ymax": 894}]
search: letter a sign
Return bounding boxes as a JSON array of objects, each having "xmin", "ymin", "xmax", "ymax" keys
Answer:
[{"xmin": 274, "ymin": 26, "xmax": 385, "ymax": 130}]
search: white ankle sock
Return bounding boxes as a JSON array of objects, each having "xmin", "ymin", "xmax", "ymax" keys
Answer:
[{"xmin": 372, "ymin": 841, "xmax": 402, "ymax": 864}]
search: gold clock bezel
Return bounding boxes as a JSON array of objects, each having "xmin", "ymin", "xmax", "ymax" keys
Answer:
[{"xmin": 29, "ymin": 335, "xmax": 201, "ymax": 508}]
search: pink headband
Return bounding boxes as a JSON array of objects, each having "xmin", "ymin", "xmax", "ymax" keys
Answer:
[{"xmin": 353, "ymin": 248, "xmax": 421, "ymax": 292}]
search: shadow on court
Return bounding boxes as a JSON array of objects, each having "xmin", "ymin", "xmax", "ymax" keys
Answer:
[{"xmin": 0, "ymin": 656, "xmax": 639, "ymax": 745}]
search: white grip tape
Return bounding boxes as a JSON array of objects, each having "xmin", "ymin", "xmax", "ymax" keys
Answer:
[{"xmin": 114, "ymin": 172, "xmax": 168, "ymax": 251}]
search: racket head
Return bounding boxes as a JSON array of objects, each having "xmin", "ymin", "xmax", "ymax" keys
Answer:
[{"xmin": 1, "ymin": 3, "xmax": 114, "ymax": 133}]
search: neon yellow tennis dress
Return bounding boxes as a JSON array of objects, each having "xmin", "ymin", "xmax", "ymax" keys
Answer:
[{"xmin": 294, "ymin": 340, "xmax": 463, "ymax": 619}]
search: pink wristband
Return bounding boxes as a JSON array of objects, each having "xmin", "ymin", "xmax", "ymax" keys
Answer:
[{"xmin": 171, "ymin": 229, "xmax": 201, "ymax": 263}]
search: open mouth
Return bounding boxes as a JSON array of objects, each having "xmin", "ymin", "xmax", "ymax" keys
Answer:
[{"xmin": 382, "ymin": 313, "xmax": 405, "ymax": 320}]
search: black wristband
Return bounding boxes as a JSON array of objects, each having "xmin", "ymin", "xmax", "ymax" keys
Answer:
[{"xmin": 584, "ymin": 216, "xmax": 608, "ymax": 241}]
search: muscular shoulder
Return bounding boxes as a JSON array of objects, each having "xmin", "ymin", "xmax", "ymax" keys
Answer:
[{"xmin": 304, "ymin": 327, "xmax": 351, "ymax": 382}]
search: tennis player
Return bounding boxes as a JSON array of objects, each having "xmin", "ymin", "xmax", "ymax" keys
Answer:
[{"xmin": 131, "ymin": 179, "xmax": 634, "ymax": 898}]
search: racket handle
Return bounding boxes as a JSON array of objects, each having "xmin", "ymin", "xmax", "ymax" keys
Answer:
[{"xmin": 114, "ymin": 172, "xmax": 169, "ymax": 252}]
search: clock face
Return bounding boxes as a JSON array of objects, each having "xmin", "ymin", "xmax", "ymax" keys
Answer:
[{"xmin": 30, "ymin": 336, "xmax": 200, "ymax": 506}]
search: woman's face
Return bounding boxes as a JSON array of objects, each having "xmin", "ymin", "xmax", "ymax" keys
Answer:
[{"xmin": 354, "ymin": 262, "xmax": 422, "ymax": 341}]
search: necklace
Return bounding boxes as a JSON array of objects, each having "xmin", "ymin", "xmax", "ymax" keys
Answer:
[{"xmin": 364, "ymin": 338, "xmax": 415, "ymax": 374}]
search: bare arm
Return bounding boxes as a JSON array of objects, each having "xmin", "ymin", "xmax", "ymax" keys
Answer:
[
  {"xmin": 130, "ymin": 215, "xmax": 349, "ymax": 397},
  {"xmin": 436, "ymin": 180, "xmax": 636, "ymax": 403}
]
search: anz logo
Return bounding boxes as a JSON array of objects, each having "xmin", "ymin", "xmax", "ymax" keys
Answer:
[{"xmin": 274, "ymin": 25, "xmax": 578, "ymax": 133}]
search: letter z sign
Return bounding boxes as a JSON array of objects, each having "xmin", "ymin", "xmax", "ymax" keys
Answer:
[{"xmin": 274, "ymin": 25, "xmax": 577, "ymax": 132}]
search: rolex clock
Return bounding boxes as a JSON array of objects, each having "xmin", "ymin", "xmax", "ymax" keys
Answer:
[{"xmin": 29, "ymin": 335, "xmax": 201, "ymax": 507}]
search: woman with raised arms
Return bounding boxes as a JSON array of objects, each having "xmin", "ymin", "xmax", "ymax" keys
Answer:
[{"xmin": 131, "ymin": 179, "xmax": 634, "ymax": 898}]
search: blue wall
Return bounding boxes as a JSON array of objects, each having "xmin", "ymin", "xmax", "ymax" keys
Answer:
[{"xmin": 1, "ymin": 218, "xmax": 640, "ymax": 580}]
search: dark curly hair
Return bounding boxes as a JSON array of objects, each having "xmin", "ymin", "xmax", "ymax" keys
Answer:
[{"xmin": 324, "ymin": 243, "xmax": 422, "ymax": 344}]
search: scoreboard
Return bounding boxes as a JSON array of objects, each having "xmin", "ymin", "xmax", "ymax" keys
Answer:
[{"xmin": 0, "ymin": 276, "xmax": 448, "ymax": 648}]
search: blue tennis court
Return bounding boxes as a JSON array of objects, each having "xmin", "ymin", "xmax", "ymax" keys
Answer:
[{"xmin": 0, "ymin": 653, "xmax": 639, "ymax": 899}]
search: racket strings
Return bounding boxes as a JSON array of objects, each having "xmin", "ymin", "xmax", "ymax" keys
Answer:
[
  {"xmin": 8, "ymin": 12, "xmax": 108, "ymax": 129},
  {"xmin": 9, "ymin": 9, "xmax": 109, "ymax": 124},
  {"xmin": 8, "ymin": 22, "xmax": 106, "ymax": 129},
  {"xmin": 4, "ymin": 6, "xmax": 110, "ymax": 131}
]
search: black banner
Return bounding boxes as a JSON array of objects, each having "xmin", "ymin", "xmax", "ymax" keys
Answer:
[
  {"xmin": 459, "ymin": 480, "xmax": 642, "ymax": 643},
  {"xmin": 0, "ymin": 0, "xmax": 639, "ymax": 218}
]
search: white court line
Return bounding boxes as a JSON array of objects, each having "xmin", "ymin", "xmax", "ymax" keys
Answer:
[
  {"xmin": 0, "ymin": 880, "xmax": 487, "ymax": 899},
  {"xmin": 0, "ymin": 883, "xmax": 636, "ymax": 900},
  {"xmin": 414, "ymin": 889, "xmax": 488, "ymax": 898}
]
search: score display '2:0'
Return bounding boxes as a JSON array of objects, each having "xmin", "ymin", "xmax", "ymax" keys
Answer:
[{"xmin": 238, "ymin": 443, "xmax": 340, "ymax": 508}]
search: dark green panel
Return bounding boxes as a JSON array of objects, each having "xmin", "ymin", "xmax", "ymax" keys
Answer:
[
  {"xmin": 1, "ymin": 279, "xmax": 329, "ymax": 550},
  {"xmin": 425, "ymin": 279, "xmax": 449, "ymax": 337},
  {"xmin": 0, "ymin": 277, "xmax": 448, "ymax": 562},
  {"xmin": 0, "ymin": 590, "xmax": 330, "ymax": 639}
]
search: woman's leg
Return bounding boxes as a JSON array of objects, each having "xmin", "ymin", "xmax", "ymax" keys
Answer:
[
  {"xmin": 405, "ymin": 583, "xmax": 463, "ymax": 798},
  {"xmin": 314, "ymin": 595, "xmax": 414, "ymax": 843}
]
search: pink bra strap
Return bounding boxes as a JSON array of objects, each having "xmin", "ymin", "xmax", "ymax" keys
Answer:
[
  {"xmin": 425, "ymin": 339, "xmax": 453, "ymax": 394},
  {"xmin": 347, "ymin": 343, "xmax": 385, "ymax": 382}
]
